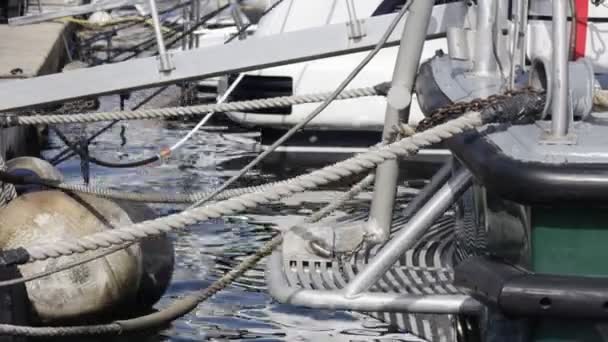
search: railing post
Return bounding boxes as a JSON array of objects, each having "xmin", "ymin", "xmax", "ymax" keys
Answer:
[
  {"xmin": 365, "ymin": 0, "xmax": 435, "ymax": 244},
  {"xmin": 148, "ymin": 0, "xmax": 173, "ymax": 72}
]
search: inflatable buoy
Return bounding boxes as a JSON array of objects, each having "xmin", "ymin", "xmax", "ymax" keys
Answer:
[
  {"xmin": 0, "ymin": 157, "xmax": 175, "ymax": 322},
  {"xmin": 5, "ymin": 157, "xmax": 63, "ymax": 182},
  {"xmin": 112, "ymin": 201, "xmax": 175, "ymax": 309},
  {"xmin": 0, "ymin": 191, "xmax": 142, "ymax": 322}
]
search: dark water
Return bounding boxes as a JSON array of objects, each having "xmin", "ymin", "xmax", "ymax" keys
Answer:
[
  {"xmin": 40, "ymin": 86, "xmax": 421, "ymax": 342},
  {"xmin": 34, "ymin": 0, "xmax": 428, "ymax": 338}
]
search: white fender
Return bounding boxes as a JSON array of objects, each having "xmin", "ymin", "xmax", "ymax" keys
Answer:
[
  {"xmin": 0, "ymin": 157, "xmax": 175, "ymax": 322},
  {"xmin": 0, "ymin": 191, "xmax": 143, "ymax": 322}
]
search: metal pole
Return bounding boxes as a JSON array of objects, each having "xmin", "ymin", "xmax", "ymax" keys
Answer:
[
  {"xmin": 366, "ymin": 0, "xmax": 435, "ymax": 244},
  {"xmin": 194, "ymin": 0, "xmax": 201, "ymax": 48},
  {"xmin": 149, "ymin": 0, "xmax": 173, "ymax": 72},
  {"xmin": 508, "ymin": 0, "xmax": 521, "ymax": 90},
  {"xmin": 396, "ymin": 159, "xmax": 453, "ymax": 225},
  {"xmin": 345, "ymin": 169, "xmax": 473, "ymax": 298},
  {"xmin": 551, "ymin": 0, "xmax": 570, "ymax": 137},
  {"xmin": 182, "ymin": 2, "xmax": 189, "ymax": 51},
  {"xmin": 519, "ymin": 0, "xmax": 529, "ymax": 70},
  {"xmin": 188, "ymin": 0, "xmax": 196, "ymax": 49},
  {"xmin": 473, "ymin": 0, "xmax": 497, "ymax": 75},
  {"xmin": 230, "ymin": 0, "xmax": 247, "ymax": 40}
]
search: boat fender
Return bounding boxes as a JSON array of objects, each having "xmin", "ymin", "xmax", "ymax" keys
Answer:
[
  {"xmin": 4, "ymin": 157, "xmax": 175, "ymax": 313},
  {"xmin": 0, "ymin": 191, "xmax": 143, "ymax": 323},
  {"xmin": 112, "ymin": 200, "xmax": 175, "ymax": 310}
]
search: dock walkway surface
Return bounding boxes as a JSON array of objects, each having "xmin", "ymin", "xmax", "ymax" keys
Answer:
[
  {"xmin": 0, "ymin": 22, "xmax": 70, "ymax": 79},
  {"xmin": 0, "ymin": 21, "xmax": 72, "ymax": 158}
]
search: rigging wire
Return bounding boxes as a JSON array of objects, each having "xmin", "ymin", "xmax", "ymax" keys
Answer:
[{"xmin": 188, "ymin": 0, "xmax": 413, "ymax": 208}]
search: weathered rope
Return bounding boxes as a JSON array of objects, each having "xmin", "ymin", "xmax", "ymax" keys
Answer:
[
  {"xmin": 0, "ymin": 171, "xmax": 375, "ymax": 336},
  {"xmin": 0, "ymin": 87, "xmax": 385, "ymax": 127},
  {"xmin": 0, "ymin": 244, "xmax": 131, "ymax": 288},
  {"xmin": 593, "ymin": 89, "xmax": 608, "ymax": 111},
  {"xmin": 0, "ymin": 172, "xmax": 329, "ymax": 204},
  {"xmin": 0, "ymin": 90, "xmax": 545, "ymax": 336},
  {"xmin": 43, "ymin": 177, "xmax": 325, "ymax": 204},
  {"xmin": 0, "ymin": 155, "xmax": 17, "ymax": 208},
  {"xmin": 22, "ymin": 112, "xmax": 484, "ymax": 263},
  {"xmin": 0, "ymin": 91, "xmax": 544, "ymax": 266}
]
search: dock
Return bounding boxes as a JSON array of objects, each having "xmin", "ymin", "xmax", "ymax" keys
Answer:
[{"xmin": 0, "ymin": 21, "xmax": 73, "ymax": 158}]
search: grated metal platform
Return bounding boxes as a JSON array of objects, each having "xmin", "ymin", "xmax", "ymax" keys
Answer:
[{"xmin": 268, "ymin": 207, "xmax": 466, "ymax": 342}]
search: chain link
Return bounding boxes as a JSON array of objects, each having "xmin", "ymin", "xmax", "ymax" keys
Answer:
[{"xmin": 415, "ymin": 87, "xmax": 538, "ymax": 132}]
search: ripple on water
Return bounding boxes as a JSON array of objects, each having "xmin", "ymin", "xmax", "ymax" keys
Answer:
[{"xmin": 41, "ymin": 84, "xmax": 421, "ymax": 340}]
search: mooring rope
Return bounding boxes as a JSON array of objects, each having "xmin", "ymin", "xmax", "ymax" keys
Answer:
[
  {"xmin": 0, "ymin": 244, "xmax": 131, "ymax": 288},
  {"xmin": 0, "ymin": 172, "xmax": 374, "ymax": 336},
  {"xmin": 593, "ymin": 89, "xmax": 608, "ymax": 111},
  {"xmin": 0, "ymin": 155, "xmax": 16, "ymax": 208},
  {"xmin": 186, "ymin": 0, "xmax": 409, "ymax": 208},
  {"xmin": 7, "ymin": 91, "xmax": 543, "ymax": 266},
  {"xmin": 0, "ymin": 174, "xmax": 331, "ymax": 204},
  {"xmin": 0, "ymin": 87, "xmax": 385, "ymax": 127},
  {"xmin": 0, "ymin": 89, "xmax": 545, "ymax": 336},
  {"xmin": 25, "ymin": 114, "xmax": 471, "ymax": 261}
]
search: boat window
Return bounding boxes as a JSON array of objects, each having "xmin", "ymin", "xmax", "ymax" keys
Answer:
[{"xmin": 372, "ymin": 0, "xmax": 462, "ymax": 16}]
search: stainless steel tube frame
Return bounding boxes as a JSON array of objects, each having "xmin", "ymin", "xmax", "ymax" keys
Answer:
[
  {"xmin": 348, "ymin": 168, "xmax": 473, "ymax": 297},
  {"xmin": 149, "ymin": 0, "xmax": 173, "ymax": 72},
  {"xmin": 266, "ymin": 251, "xmax": 481, "ymax": 315},
  {"xmin": 551, "ymin": 0, "xmax": 570, "ymax": 137},
  {"xmin": 194, "ymin": 0, "xmax": 201, "ymax": 48},
  {"xmin": 366, "ymin": 0, "xmax": 435, "ymax": 245},
  {"xmin": 398, "ymin": 158, "xmax": 454, "ymax": 221},
  {"xmin": 473, "ymin": 0, "xmax": 498, "ymax": 75}
]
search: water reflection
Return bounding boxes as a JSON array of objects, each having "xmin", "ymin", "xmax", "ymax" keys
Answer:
[{"xmin": 40, "ymin": 73, "xmax": 420, "ymax": 342}]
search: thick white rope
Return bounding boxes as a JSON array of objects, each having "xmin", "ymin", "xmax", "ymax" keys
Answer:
[
  {"xmin": 0, "ymin": 155, "xmax": 17, "ymax": 207},
  {"xmin": 1, "ymin": 87, "xmax": 382, "ymax": 127},
  {"xmin": 22, "ymin": 112, "xmax": 482, "ymax": 263},
  {"xmin": 42, "ymin": 177, "xmax": 318, "ymax": 203},
  {"xmin": 593, "ymin": 89, "xmax": 608, "ymax": 110},
  {"xmin": 0, "ymin": 172, "xmax": 377, "ymax": 337}
]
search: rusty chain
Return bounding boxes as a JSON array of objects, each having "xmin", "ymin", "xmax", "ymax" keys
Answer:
[{"xmin": 415, "ymin": 87, "xmax": 539, "ymax": 132}]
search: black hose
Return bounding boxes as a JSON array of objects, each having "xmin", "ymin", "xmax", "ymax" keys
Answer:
[
  {"xmin": 51, "ymin": 127, "xmax": 159, "ymax": 169},
  {"xmin": 51, "ymin": 0, "xmax": 286, "ymax": 167},
  {"xmin": 49, "ymin": 86, "xmax": 169, "ymax": 165}
]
